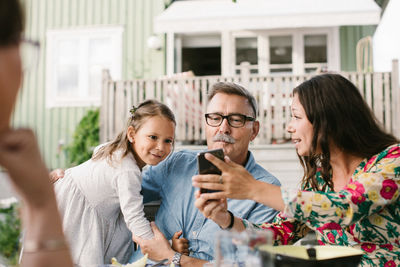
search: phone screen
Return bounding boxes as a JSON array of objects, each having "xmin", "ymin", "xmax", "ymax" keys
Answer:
[{"xmin": 197, "ymin": 148, "xmax": 224, "ymax": 193}]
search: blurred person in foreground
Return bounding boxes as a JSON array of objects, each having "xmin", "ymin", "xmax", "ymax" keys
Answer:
[
  {"xmin": 194, "ymin": 74, "xmax": 400, "ymax": 266},
  {"xmin": 0, "ymin": 0, "xmax": 73, "ymax": 266}
]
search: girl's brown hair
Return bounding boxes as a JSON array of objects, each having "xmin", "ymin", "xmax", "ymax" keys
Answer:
[
  {"xmin": 92, "ymin": 99, "xmax": 175, "ymax": 162},
  {"xmin": 294, "ymin": 74, "xmax": 398, "ymax": 191}
]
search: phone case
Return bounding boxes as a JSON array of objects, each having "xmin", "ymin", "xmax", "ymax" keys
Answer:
[
  {"xmin": 197, "ymin": 148, "xmax": 224, "ymax": 175},
  {"xmin": 197, "ymin": 149, "xmax": 224, "ymax": 193}
]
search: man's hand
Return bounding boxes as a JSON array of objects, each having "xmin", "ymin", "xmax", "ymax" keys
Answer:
[
  {"xmin": 49, "ymin": 168, "xmax": 65, "ymax": 183},
  {"xmin": 132, "ymin": 222, "xmax": 175, "ymax": 262},
  {"xmin": 171, "ymin": 230, "xmax": 189, "ymax": 255},
  {"xmin": 194, "ymin": 190, "xmax": 231, "ymax": 229}
]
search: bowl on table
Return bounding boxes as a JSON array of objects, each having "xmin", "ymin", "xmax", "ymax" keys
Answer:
[{"xmin": 258, "ymin": 245, "xmax": 363, "ymax": 267}]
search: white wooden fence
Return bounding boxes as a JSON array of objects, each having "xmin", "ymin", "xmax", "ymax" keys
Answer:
[{"xmin": 100, "ymin": 60, "xmax": 400, "ymax": 144}]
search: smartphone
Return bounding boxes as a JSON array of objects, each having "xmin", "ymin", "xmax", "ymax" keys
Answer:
[{"xmin": 197, "ymin": 148, "xmax": 224, "ymax": 194}]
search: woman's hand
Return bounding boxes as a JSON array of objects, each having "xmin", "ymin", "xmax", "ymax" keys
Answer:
[
  {"xmin": 192, "ymin": 153, "xmax": 285, "ymax": 212},
  {"xmin": 192, "ymin": 154, "xmax": 258, "ymax": 200}
]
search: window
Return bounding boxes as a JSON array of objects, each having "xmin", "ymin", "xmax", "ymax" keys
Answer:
[
  {"xmin": 46, "ymin": 27, "xmax": 123, "ymax": 107},
  {"xmin": 235, "ymin": 37, "xmax": 258, "ymax": 74},
  {"xmin": 304, "ymin": 34, "xmax": 327, "ymax": 73},
  {"xmin": 230, "ymin": 28, "xmax": 338, "ymax": 76},
  {"xmin": 269, "ymin": 35, "xmax": 293, "ymax": 73}
]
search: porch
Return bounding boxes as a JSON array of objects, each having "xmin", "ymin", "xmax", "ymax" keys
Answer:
[
  {"xmin": 100, "ymin": 60, "xmax": 400, "ymax": 185},
  {"xmin": 100, "ymin": 60, "xmax": 400, "ymax": 144}
]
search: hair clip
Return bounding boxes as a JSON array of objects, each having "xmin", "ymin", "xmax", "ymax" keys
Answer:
[{"xmin": 129, "ymin": 106, "xmax": 137, "ymax": 115}]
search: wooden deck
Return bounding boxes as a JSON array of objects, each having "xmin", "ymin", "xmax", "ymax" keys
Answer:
[{"xmin": 100, "ymin": 60, "xmax": 400, "ymax": 145}]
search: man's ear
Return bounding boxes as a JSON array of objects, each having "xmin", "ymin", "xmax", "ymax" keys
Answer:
[
  {"xmin": 250, "ymin": 120, "xmax": 259, "ymax": 141},
  {"xmin": 126, "ymin": 126, "xmax": 135, "ymax": 143}
]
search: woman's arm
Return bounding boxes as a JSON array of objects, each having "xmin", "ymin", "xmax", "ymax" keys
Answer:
[
  {"xmin": 282, "ymin": 144, "xmax": 400, "ymax": 229},
  {"xmin": 192, "ymin": 153, "xmax": 285, "ymax": 212}
]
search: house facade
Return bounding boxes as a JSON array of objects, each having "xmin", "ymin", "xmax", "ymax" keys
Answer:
[
  {"xmin": 374, "ymin": 0, "xmax": 400, "ymax": 77},
  {"xmin": 14, "ymin": 0, "xmax": 165, "ymax": 168},
  {"xmin": 12, "ymin": 0, "xmax": 386, "ymax": 169},
  {"xmin": 156, "ymin": 0, "xmax": 380, "ymax": 76}
]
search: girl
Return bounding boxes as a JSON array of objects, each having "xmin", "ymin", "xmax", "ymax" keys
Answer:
[
  {"xmin": 54, "ymin": 100, "xmax": 177, "ymax": 266},
  {"xmin": 193, "ymin": 74, "xmax": 400, "ymax": 266}
]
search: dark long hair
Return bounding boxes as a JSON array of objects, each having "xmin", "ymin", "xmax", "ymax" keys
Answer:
[
  {"xmin": 0, "ymin": 0, "xmax": 24, "ymax": 46},
  {"xmin": 294, "ymin": 73, "xmax": 398, "ymax": 191},
  {"xmin": 92, "ymin": 99, "xmax": 176, "ymax": 163}
]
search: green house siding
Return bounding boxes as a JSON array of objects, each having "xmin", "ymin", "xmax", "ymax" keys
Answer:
[
  {"xmin": 13, "ymin": 0, "xmax": 166, "ymax": 169},
  {"xmin": 340, "ymin": 25, "xmax": 377, "ymax": 71}
]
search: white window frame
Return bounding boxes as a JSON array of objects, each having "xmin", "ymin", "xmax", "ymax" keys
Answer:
[
  {"xmin": 46, "ymin": 26, "xmax": 123, "ymax": 108},
  {"xmin": 232, "ymin": 34, "xmax": 259, "ymax": 74},
  {"xmin": 231, "ymin": 27, "xmax": 340, "ymax": 75},
  {"xmin": 174, "ymin": 33, "xmax": 221, "ymax": 74}
]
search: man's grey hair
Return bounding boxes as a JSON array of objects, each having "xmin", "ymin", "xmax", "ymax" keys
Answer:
[{"xmin": 207, "ymin": 82, "xmax": 258, "ymax": 118}]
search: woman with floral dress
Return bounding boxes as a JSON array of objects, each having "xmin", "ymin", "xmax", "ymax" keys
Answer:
[{"xmin": 192, "ymin": 73, "xmax": 400, "ymax": 266}]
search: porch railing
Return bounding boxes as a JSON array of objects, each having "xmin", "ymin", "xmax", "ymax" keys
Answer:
[{"xmin": 100, "ymin": 60, "xmax": 400, "ymax": 144}]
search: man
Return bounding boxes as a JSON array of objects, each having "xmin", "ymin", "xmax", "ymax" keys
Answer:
[
  {"xmin": 51, "ymin": 82, "xmax": 280, "ymax": 266},
  {"xmin": 131, "ymin": 82, "xmax": 280, "ymax": 267}
]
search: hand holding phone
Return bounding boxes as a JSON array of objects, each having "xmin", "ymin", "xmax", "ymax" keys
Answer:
[{"xmin": 197, "ymin": 148, "xmax": 224, "ymax": 193}]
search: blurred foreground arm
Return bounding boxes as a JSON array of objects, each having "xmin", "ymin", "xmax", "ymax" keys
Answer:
[{"xmin": 0, "ymin": 129, "xmax": 73, "ymax": 267}]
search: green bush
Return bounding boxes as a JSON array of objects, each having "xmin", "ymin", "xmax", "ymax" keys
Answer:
[
  {"xmin": 65, "ymin": 109, "xmax": 100, "ymax": 167},
  {"xmin": 0, "ymin": 204, "xmax": 21, "ymax": 266}
]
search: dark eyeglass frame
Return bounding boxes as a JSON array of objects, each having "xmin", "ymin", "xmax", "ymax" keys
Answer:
[
  {"xmin": 21, "ymin": 38, "xmax": 40, "ymax": 49},
  {"xmin": 20, "ymin": 38, "xmax": 40, "ymax": 71},
  {"xmin": 205, "ymin": 113, "xmax": 255, "ymax": 128}
]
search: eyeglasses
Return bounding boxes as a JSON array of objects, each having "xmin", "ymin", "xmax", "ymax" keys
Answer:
[
  {"xmin": 20, "ymin": 39, "xmax": 40, "ymax": 71},
  {"xmin": 205, "ymin": 113, "xmax": 255, "ymax": 128}
]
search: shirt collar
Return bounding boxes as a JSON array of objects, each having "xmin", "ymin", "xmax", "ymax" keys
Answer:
[{"xmin": 244, "ymin": 151, "xmax": 255, "ymax": 170}]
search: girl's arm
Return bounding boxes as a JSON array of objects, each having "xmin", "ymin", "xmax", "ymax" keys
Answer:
[
  {"xmin": 115, "ymin": 168, "xmax": 153, "ymax": 239},
  {"xmin": 132, "ymin": 222, "xmax": 208, "ymax": 267}
]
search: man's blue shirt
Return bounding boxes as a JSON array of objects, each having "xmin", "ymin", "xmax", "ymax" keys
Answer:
[{"xmin": 139, "ymin": 149, "xmax": 280, "ymax": 261}]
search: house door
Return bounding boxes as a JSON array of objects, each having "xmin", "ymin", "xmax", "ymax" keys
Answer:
[
  {"xmin": 182, "ymin": 47, "xmax": 221, "ymax": 76},
  {"xmin": 177, "ymin": 34, "xmax": 221, "ymax": 76}
]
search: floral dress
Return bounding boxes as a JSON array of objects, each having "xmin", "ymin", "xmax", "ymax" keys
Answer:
[{"xmin": 244, "ymin": 144, "xmax": 400, "ymax": 266}]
